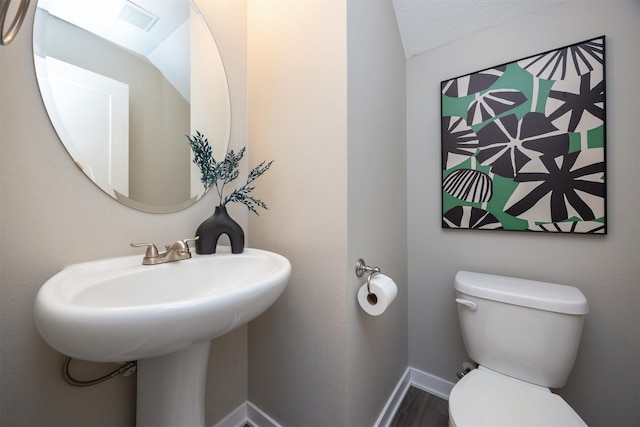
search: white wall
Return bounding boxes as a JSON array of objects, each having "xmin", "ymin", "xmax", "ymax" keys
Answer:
[
  {"xmin": 0, "ymin": 1, "xmax": 248, "ymax": 425},
  {"xmin": 406, "ymin": 2, "xmax": 640, "ymax": 425},
  {"xmin": 247, "ymin": 0, "xmax": 407, "ymax": 425}
]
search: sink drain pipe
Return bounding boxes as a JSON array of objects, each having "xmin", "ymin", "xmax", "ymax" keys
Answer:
[{"xmin": 62, "ymin": 356, "xmax": 137, "ymax": 387}]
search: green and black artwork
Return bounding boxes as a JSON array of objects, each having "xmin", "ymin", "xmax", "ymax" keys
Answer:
[{"xmin": 441, "ymin": 36, "xmax": 606, "ymax": 234}]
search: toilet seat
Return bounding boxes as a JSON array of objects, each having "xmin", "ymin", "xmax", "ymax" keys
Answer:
[{"xmin": 448, "ymin": 367, "xmax": 587, "ymax": 427}]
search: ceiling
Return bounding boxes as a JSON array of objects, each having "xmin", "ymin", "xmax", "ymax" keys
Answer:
[
  {"xmin": 392, "ymin": 0, "xmax": 565, "ymax": 58},
  {"xmin": 38, "ymin": 0, "xmax": 567, "ymax": 70}
]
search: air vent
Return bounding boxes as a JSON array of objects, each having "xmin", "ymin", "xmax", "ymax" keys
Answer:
[{"xmin": 118, "ymin": 1, "xmax": 158, "ymax": 32}]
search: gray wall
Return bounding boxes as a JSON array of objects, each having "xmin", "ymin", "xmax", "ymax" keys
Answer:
[
  {"xmin": 247, "ymin": 0, "xmax": 407, "ymax": 425},
  {"xmin": 407, "ymin": 2, "xmax": 640, "ymax": 425},
  {"xmin": 346, "ymin": 1, "xmax": 408, "ymax": 425},
  {"xmin": 0, "ymin": 1, "xmax": 249, "ymax": 425}
]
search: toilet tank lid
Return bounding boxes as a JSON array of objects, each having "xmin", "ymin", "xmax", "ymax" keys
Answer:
[{"xmin": 454, "ymin": 271, "xmax": 589, "ymax": 315}]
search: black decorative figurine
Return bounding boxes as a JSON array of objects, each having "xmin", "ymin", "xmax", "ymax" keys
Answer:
[{"xmin": 186, "ymin": 131, "xmax": 273, "ymax": 255}]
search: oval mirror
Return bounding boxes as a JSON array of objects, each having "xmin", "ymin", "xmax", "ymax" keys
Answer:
[{"xmin": 32, "ymin": 0, "xmax": 230, "ymax": 213}]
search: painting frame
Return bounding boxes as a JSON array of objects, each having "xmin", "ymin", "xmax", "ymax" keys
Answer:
[{"xmin": 441, "ymin": 36, "xmax": 606, "ymax": 234}]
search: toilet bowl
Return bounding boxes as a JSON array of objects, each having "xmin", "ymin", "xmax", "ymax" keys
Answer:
[{"xmin": 448, "ymin": 271, "xmax": 589, "ymax": 427}]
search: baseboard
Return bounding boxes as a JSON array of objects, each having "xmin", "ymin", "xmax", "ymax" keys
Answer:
[
  {"xmin": 213, "ymin": 367, "xmax": 453, "ymax": 427},
  {"xmin": 212, "ymin": 402, "xmax": 248, "ymax": 427},
  {"xmin": 212, "ymin": 401, "xmax": 281, "ymax": 427},
  {"xmin": 373, "ymin": 367, "xmax": 413, "ymax": 427},
  {"xmin": 374, "ymin": 367, "xmax": 455, "ymax": 427},
  {"xmin": 246, "ymin": 402, "xmax": 281, "ymax": 427},
  {"xmin": 408, "ymin": 367, "xmax": 455, "ymax": 401}
]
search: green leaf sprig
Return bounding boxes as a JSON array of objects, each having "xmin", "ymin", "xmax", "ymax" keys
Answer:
[{"xmin": 187, "ymin": 131, "xmax": 273, "ymax": 215}]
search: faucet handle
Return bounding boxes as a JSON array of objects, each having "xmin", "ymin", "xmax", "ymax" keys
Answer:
[
  {"xmin": 130, "ymin": 242, "xmax": 159, "ymax": 258},
  {"xmin": 179, "ymin": 236, "xmax": 199, "ymax": 253},
  {"xmin": 181, "ymin": 236, "xmax": 199, "ymax": 246},
  {"xmin": 166, "ymin": 236, "xmax": 199, "ymax": 252}
]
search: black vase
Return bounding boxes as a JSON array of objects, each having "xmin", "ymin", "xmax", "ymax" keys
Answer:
[{"xmin": 195, "ymin": 206, "xmax": 244, "ymax": 254}]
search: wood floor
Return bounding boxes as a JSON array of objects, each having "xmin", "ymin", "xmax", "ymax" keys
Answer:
[
  {"xmin": 244, "ymin": 386, "xmax": 448, "ymax": 427},
  {"xmin": 389, "ymin": 386, "xmax": 449, "ymax": 427}
]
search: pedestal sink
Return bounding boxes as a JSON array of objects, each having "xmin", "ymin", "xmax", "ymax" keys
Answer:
[{"xmin": 34, "ymin": 246, "xmax": 291, "ymax": 426}]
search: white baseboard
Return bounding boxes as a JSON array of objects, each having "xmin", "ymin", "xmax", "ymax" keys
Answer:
[
  {"xmin": 212, "ymin": 401, "xmax": 281, "ymax": 427},
  {"xmin": 213, "ymin": 367, "xmax": 453, "ymax": 427},
  {"xmin": 408, "ymin": 367, "xmax": 455, "ymax": 401},
  {"xmin": 247, "ymin": 402, "xmax": 281, "ymax": 427},
  {"xmin": 373, "ymin": 368, "xmax": 413, "ymax": 427},
  {"xmin": 211, "ymin": 402, "xmax": 248, "ymax": 427},
  {"xmin": 374, "ymin": 367, "xmax": 455, "ymax": 427}
]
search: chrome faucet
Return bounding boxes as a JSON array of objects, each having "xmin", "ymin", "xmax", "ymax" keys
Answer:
[{"xmin": 131, "ymin": 237, "xmax": 199, "ymax": 265}]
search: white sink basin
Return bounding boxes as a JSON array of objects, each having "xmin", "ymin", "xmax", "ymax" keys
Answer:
[{"xmin": 34, "ymin": 247, "xmax": 291, "ymax": 362}]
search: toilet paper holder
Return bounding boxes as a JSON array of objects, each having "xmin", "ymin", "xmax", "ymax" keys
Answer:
[{"xmin": 355, "ymin": 258, "xmax": 380, "ymax": 295}]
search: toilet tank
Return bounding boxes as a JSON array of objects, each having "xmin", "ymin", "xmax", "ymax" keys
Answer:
[{"xmin": 454, "ymin": 271, "xmax": 588, "ymax": 388}]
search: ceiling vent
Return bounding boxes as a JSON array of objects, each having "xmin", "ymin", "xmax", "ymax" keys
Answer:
[{"xmin": 118, "ymin": 1, "xmax": 159, "ymax": 32}]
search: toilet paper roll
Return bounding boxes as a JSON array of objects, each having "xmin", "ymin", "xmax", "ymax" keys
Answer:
[{"xmin": 357, "ymin": 273, "xmax": 398, "ymax": 316}]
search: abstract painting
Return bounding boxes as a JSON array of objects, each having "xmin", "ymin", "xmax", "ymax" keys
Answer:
[{"xmin": 441, "ymin": 36, "xmax": 606, "ymax": 234}]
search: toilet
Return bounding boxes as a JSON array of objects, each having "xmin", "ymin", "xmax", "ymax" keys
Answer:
[{"xmin": 448, "ymin": 271, "xmax": 589, "ymax": 427}]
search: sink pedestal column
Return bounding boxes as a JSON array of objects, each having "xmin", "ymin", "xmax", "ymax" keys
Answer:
[{"xmin": 136, "ymin": 342, "xmax": 211, "ymax": 427}]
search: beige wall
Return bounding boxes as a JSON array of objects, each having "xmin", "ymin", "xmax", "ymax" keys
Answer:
[
  {"xmin": 407, "ymin": 2, "xmax": 640, "ymax": 425},
  {"xmin": 247, "ymin": 0, "xmax": 408, "ymax": 425},
  {"xmin": 246, "ymin": 0, "xmax": 349, "ymax": 424},
  {"xmin": 0, "ymin": 1, "xmax": 248, "ymax": 425}
]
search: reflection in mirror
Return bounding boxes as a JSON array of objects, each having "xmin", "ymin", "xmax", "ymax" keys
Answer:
[{"xmin": 33, "ymin": 0, "xmax": 231, "ymax": 213}]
